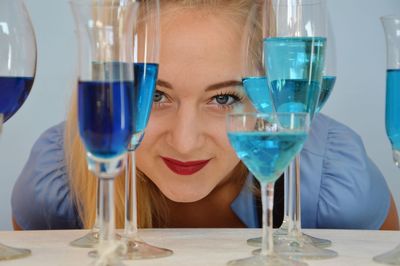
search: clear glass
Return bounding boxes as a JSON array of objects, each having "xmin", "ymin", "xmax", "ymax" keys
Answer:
[
  {"xmin": 70, "ymin": 1, "xmax": 139, "ymax": 265},
  {"xmin": 0, "ymin": 0, "xmax": 36, "ymax": 260},
  {"xmin": 373, "ymin": 14, "xmax": 400, "ymax": 265},
  {"xmin": 262, "ymin": 0, "xmax": 337, "ymax": 260},
  {"xmin": 226, "ymin": 112, "xmax": 309, "ymax": 266},
  {"xmin": 241, "ymin": 1, "xmax": 331, "ymax": 249},
  {"xmin": 122, "ymin": 0, "xmax": 173, "ymax": 259}
]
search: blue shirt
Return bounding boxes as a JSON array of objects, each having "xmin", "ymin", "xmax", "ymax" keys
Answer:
[{"xmin": 12, "ymin": 114, "xmax": 390, "ymax": 230}]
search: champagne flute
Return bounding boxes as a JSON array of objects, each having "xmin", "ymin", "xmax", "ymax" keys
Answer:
[
  {"xmin": 122, "ymin": 0, "xmax": 173, "ymax": 259},
  {"xmin": 373, "ymin": 14, "xmax": 400, "ymax": 265},
  {"xmin": 70, "ymin": 1, "xmax": 139, "ymax": 264},
  {"xmin": 0, "ymin": 0, "xmax": 35, "ymax": 260},
  {"xmin": 227, "ymin": 112, "xmax": 309, "ymax": 266},
  {"xmin": 263, "ymin": 0, "xmax": 337, "ymax": 259}
]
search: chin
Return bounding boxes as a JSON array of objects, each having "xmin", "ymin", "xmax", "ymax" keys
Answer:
[{"xmin": 160, "ymin": 184, "xmax": 211, "ymax": 203}]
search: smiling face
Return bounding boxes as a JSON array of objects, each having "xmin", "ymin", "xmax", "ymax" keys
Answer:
[{"xmin": 135, "ymin": 7, "xmax": 251, "ymax": 203}]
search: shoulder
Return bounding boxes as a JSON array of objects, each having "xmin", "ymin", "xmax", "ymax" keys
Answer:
[
  {"xmin": 11, "ymin": 122, "xmax": 81, "ymax": 229},
  {"xmin": 300, "ymin": 114, "xmax": 390, "ymax": 229}
]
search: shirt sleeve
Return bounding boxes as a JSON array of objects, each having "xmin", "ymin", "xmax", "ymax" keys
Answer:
[
  {"xmin": 314, "ymin": 115, "xmax": 390, "ymax": 229},
  {"xmin": 11, "ymin": 122, "xmax": 82, "ymax": 230}
]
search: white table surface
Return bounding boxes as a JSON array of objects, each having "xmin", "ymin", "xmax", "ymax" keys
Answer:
[{"xmin": 0, "ymin": 229, "xmax": 398, "ymax": 265}]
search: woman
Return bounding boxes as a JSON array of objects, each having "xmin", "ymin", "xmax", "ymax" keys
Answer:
[{"xmin": 11, "ymin": 0, "xmax": 399, "ymax": 230}]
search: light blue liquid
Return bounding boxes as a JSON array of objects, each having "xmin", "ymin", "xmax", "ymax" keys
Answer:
[
  {"xmin": 264, "ymin": 37, "xmax": 326, "ymax": 116},
  {"xmin": 316, "ymin": 75, "xmax": 336, "ymax": 112},
  {"xmin": 386, "ymin": 69, "xmax": 400, "ymax": 150},
  {"xmin": 134, "ymin": 63, "xmax": 158, "ymax": 134},
  {"xmin": 269, "ymin": 79, "xmax": 320, "ymax": 114},
  {"xmin": 228, "ymin": 131, "xmax": 307, "ymax": 184},
  {"xmin": 242, "ymin": 76, "xmax": 273, "ymax": 113}
]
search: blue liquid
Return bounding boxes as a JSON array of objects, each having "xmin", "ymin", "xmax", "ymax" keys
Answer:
[
  {"xmin": 386, "ymin": 69, "xmax": 400, "ymax": 150},
  {"xmin": 264, "ymin": 37, "xmax": 326, "ymax": 116},
  {"xmin": 270, "ymin": 79, "xmax": 320, "ymax": 114},
  {"xmin": 134, "ymin": 63, "xmax": 158, "ymax": 134},
  {"xmin": 316, "ymin": 76, "xmax": 336, "ymax": 112},
  {"xmin": 78, "ymin": 80, "xmax": 135, "ymax": 159},
  {"xmin": 228, "ymin": 132, "xmax": 307, "ymax": 184},
  {"xmin": 242, "ymin": 76, "xmax": 273, "ymax": 113},
  {"xmin": 0, "ymin": 76, "xmax": 33, "ymax": 122}
]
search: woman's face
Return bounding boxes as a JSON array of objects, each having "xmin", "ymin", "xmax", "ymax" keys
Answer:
[{"xmin": 136, "ymin": 8, "xmax": 249, "ymax": 202}]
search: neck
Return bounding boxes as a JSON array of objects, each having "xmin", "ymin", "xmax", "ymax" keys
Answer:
[{"xmin": 163, "ymin": 174, "xmax": 247, "ymax": 228}]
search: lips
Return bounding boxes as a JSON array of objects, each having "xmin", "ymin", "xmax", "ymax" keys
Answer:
[{"xmin": 161, "ymin": 157, "xmax": 210, "ymax": 175}]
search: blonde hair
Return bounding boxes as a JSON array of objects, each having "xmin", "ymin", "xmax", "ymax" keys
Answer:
[{"xmin": 66, "ymin": 0, "xmax": 261, "ymax": 229}]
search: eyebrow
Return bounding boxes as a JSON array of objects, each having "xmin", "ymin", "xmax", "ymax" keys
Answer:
[{"xmin": 156, "ymin": 79, "xmax": 243, "ymax": 91}]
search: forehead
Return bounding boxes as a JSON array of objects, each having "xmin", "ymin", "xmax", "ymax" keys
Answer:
[{"xmin": 159, "ymin": 8, "xmax": 243, "ymax": 83}]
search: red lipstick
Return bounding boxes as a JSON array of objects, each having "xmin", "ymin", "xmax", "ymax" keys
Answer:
[{"xmin": 161, "ymin": 157, "xmax": 210, "ymax": 175}]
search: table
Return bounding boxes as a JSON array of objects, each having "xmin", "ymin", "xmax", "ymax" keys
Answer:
[{"xmin": 0, "ymin": 229, "xmax": 398, "ymax": 265}]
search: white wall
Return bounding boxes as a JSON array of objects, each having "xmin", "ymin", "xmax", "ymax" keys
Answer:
[{"xmin": 0, "ymin": 0, "xmax": 399, "ymax": 230}]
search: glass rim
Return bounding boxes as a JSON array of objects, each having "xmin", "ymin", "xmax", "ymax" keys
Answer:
[
  {"xmin": 227, "ymin": 112, "xmax": 309, "ymax": 118},
  {"xmin": 69, "ymin": 0, "xmax": 139, "ymax": 8},
  {"xmin": 380, "ymin": 14, "xmax": 400, "ymax": 21}
]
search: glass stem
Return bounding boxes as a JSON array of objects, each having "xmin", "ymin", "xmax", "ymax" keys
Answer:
[
  {"xmin": 124, "ymin": 150, "xmax": 138, "ymax": 239},
  {"xmin": 93, "ymin": 178, "xmax": 100, "ymax": 232},
  {"xmin": 261, "ymin": 182, "xmax": 275, "ymax": 256},
  {"xmin": 281, "ymin": 168, "xmax": 290, "ymax": 228},
  {"xmin": 98, "ymin": 178, "xmax": 116, "ymax": 243},
  {"xmin": 288, "ymin": 155, "xmax": 302, "ymax": 238}
]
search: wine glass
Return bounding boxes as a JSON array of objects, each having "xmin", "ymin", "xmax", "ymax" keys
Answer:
[
  {"xmin": 227, "ymin": 112, "xmax": 309, "ymax": 266},
  {"xmin": 0, "ymin": 0, "xmax": 36, "ymax": 260},
  {"xmin": 70, "ymin": 1, "xmax": 139, "ymax": 264},
  {"xmin": 263, "ymin": 0, "xmax": 337, "ymax": 259},
  {"xmin": 242, "ymin": 1, "xmax": 331, "ymax": 249},
  {"xmin": 122, "ymin": 0, "xmax": 173, "ymax": 259},
  {"xmin": 373, "ymin": 14, "xmax": 400, "ymax": 265}
]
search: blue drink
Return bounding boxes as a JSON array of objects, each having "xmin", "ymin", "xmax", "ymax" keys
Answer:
[
  {"xmin": 0, "ymin": 76, "xmax": 33, "ymax": 122},
  {"xmin": 78, "ymin": 80, "xmax": 135, "ymax": 159},
  {"xmin": 264, "ymin": 37, "xmax": 326, "ymax": 116},
  {"xmin": 316, "ymin": 75, "xmax": 336, "ymax": 112},
  {"xmin": 270, "ymin": 79, "xmax": 320, "ymax": 113},
  {"xmin": 228, "ymin": 131, "xmax": 307, "ymax": 184},
  {"xmin": 134, "ymin": 63, "xmax": 158, "ymax": 134},
  {"xmin": 386, "ymin": 69, "xmax": 400, "ymax": 151},
  {"xmin": 242, "ymin": 76, "xmax": 273, "ymax": 113}
]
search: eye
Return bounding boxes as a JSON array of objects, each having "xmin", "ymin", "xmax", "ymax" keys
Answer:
[
  {"xmin": 210, "ymin": 92, "xmax": 243, "ymax": 108},
  {"xmin": 153, "ymin": 90, "xmax": 166, "ymax": 103}
]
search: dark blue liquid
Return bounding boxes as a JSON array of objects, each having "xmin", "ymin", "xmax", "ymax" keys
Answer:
[
  {"xmin": 270, "ymin": 79, "xmax": 321, "ymax": 115},
  {"xmin": 242, "ymin": 76, "xmax": 273, "ymax": 113},
  {"xmin": 78, "ymin": 80, "xmax": 135, "ymax": 159},
  {"xmin": 134, "ymin": 63, "xmax": 158, "ymax": 134},
  {"xmin": 386, "ymin": 69, "xmax": 400, "ymax": 150},
  {"xmin": 316, "ymin": 76, "xmax": 336, "ymax": 112},
  {"xmin": 0, "ymin": 76, "xmax": 33, "ymax": 122},
  {"xmin": 228, "ymin": 131, "xmax": 307, "ymax": 184}
]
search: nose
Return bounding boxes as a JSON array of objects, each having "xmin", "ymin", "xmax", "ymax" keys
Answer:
[{"xmin": 166, "ymin": 104, "xmax": 206, "ymax": 156}]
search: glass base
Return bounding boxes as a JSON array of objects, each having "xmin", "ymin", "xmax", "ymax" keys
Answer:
[
  {"xmin": 122, "ymin": 239, "xmax": 173, "ymax": 260},
  {"xmin": 247, "ymin": 233, "xmax": 332, "ymax": 249},
  {"xmin": 393, "ymin": 149, "xmax": 400, "ymax": 168},
  {"xmin": 0, "ymin": 243, "xmax": 31, "ymax": 260},
  {"xmin": 227, "ymin": 253, "xmax": 307, "ymax": 266},
  {"xmin": 70, "ymin": 231, "xmax": 99, "ymax": 248},
  {"xmin": 373, "ymin": 244, "xmax": 400, "ymax": 265},
  {"xmin": 70, "ymin": 231, "xmax": 122, "ymax": 248},
  {"xmin": 253, "ymin": 237, "xmax": 338, "ymax": 260},
  {"xmin": 89, "ymin": 238, "xmax": 173, "ymax": 260}
]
